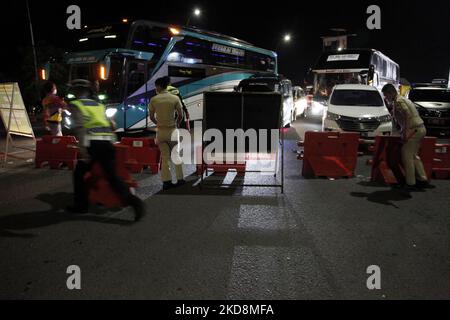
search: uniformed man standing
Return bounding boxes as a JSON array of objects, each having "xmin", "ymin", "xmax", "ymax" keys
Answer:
[
  {"xmin": 149, "ymin": 77, "xmax": 185, "ymax": 190},
  {"xmin": 66, "ymin": 80, "xmax": 145, "ymax": 221},
  {"xmin": 382, "ymin": 84, "xmax": 430, "ymax": 191}
]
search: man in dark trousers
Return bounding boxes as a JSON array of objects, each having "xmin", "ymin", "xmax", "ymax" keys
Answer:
[{"xmin": 66, "ymin": 80, "xmax": 145, "ymax": 221}]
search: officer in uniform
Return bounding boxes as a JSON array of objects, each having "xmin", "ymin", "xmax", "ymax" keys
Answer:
[
  {"xmin": 149, "ymin": 77, "xmax": 185, "ymax": 190},
  {"xmin": 66, "ymin": 80, "xmax": 145, "ymax": 221},
  {"xmin": 382, "ymin": 84, "xmax": 430, "ymax": 191}
]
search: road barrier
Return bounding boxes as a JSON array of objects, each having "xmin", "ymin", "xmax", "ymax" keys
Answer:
[
  {"xmin": 433, "ymin": 143, "xmax": 450, "ymax": 179},
  {"xmin": 35, "ymin": 135, "xmax": 78, "ymax": 170},
  {"xmin": 85, "ymin": 160, "xmax": 138, "ymax": 209},
  {"xmin": 196, "ymin": 146, "xmax": 247, "ymax": 177},
  {"xmin": 116, "ymin": 138, "xmax": 161, "ymax": 174},
  {"xmin": 298, "ymin": 132, "xmax": 360, "ymax": 178},
  {"xmin": 368, "ymin": 136, "xmax": 438, "ymax": 184}
]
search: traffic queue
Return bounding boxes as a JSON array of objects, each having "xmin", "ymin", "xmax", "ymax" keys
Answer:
[{"xmin": 34, "ymin": 21, "xmax": 450, "ymax": 219}]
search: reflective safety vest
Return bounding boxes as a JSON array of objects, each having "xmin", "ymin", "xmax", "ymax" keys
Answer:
[{"xmin": 70, "ymin": 99, "xmax": 115, "ymax": 145}]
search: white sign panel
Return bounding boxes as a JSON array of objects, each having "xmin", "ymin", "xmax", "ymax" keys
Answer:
[
  {"xmin": 0, "ymin": 83, "xmax": 34, "ymax": 137},
  {"xmin": 327, "ymin": 54, "xmax": 360, "ymax": 62},
  {"xmin": 212, "ymin": 43, "xmax": 245, "ymax": 57}
]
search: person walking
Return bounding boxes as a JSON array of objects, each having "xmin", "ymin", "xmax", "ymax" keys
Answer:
[
  {"xmin": 66, "ymin": 80, "xmax": 145, "ymax": 221},
  {"xmin": 149, "ymin": 77, "xmax": 185, "ymax": 191}
]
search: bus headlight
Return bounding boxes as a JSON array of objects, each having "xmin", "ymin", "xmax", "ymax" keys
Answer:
[{"xmin": 106, "ymin": 108, "xmax": 118, "ymax": 118}]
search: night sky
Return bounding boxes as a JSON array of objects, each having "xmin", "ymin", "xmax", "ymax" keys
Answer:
[{"xmin": 1, "ymin": 0, "xmax": 449, "ymax": 86}]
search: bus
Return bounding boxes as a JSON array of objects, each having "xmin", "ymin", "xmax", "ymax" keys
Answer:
[
  {"xmin": 311, "ymin": 49, "xmax": 400, "ymax": 101},
  {"xmin": 45, "ymin": 20, "xmax": 277, "ymax": 132}
]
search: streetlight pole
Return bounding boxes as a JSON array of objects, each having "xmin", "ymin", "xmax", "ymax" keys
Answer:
[{"xmin": 26, "ymin": 0, "xmax": 39, "ymax": 83}]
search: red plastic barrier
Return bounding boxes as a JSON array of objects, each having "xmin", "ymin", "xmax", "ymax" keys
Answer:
[
  {"xmin": 299, "ymin": 132, "xmax": 360, "ymax": 178},
  {"xmin": 433, "ymin": 144, "xmax": 450, "ymax": 179},
  {"xmin": 117, "ymin": 138, "xmax": 161, "ymax": 174},
  {"xmin": 35, "ymin": 136, "xmax": 78, "ymax": 170},
  {"xmin": 369, "ymin": 136, "xmax": 437, "ymax": 184},
  {"xmin": 195, "ymin": 146, "xmax": 247, "ymax": 177},
  {"xmin": 85, "ymin": 160, "xmax": 138, "ymax": 209}
]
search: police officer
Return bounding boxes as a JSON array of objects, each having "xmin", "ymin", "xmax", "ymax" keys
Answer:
[
  {"xmin": 149, "ymin": 77, "xmax": 185, "ymax": 190},
  {"xmin": 66, "ymin": 80, "xmax": 145, "ymax": 221},
  {"xmin": 382, "ymin": 84, "xmax": 430, "ymax": 191}
]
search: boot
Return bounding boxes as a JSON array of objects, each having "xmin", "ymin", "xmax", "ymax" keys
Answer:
[{"xmin": 127, "ymin": 195, "xmax": 145, "ymax": 222}]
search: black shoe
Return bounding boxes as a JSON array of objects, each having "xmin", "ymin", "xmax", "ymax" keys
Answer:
[
  {"xmin": 128, "ymin": 195, "xmax": 145, "ymax": 222},
  {"xmin": 415, "ymin": 180, "xmax": 435, "ymax": 189},
  {"xmin": 175, "ymin": 180, "xmax": 186, "ymax": 187},
  {"xmin": 163, "ymin": 181, "xmax": 175, "ymax": 191},
  {"xmin": 403, "ymin": 184, "xmax": 423, "ymax": 193},
  {"xmin": 66, "ymin": 205, "xmax": 88, "ymax": 214}
]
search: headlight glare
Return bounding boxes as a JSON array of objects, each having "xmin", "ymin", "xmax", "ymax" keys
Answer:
[{"xmin": 106, "ymin": 108, "xmax": 118, "ymax": 118}]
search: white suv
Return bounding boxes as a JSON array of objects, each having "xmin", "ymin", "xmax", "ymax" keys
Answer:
[{"xmin": 323, "ymin": 84, "xmax": 393, "ymax": 138}]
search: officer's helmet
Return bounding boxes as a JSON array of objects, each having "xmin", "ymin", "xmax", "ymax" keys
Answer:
[{"xmin": 67, "ymin": 79, "xmax": 96, "ymax": 101}]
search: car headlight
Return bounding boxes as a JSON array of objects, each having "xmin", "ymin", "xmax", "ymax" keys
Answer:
[
  {"xmin": 326, "ymin": 112, "xmax": 341, "ymax": 121},
  {"xmin": 414, "ymin": 104, "xmax": 428, "ymax": 117},
  {"xmin": 105, "ymin": 108, "xmax": 118, "ymax": 118},
  {"xmin": 377, "ymin": 115, "xmax": 392, "ymax": 123}
]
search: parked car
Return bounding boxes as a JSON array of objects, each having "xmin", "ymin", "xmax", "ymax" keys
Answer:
[
  {"xmin": 292, "ymin": 86, "xmax": 307, "ymax": 119},
  {"xmin": 237, "ymin": 75, "xmax": 295, "ymax": 127},
  {"xmin": 408, "ymin": 87, "xmax": 450, "ymax": 136},
  {"xmin": 323, "ymin": 84, "xmax": 393, "ymax": 138}
]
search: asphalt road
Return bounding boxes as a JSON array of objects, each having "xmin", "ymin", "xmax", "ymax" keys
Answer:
[{"xmin": 1, "ymin": 116, "xmax": 450, "ymax": 299}]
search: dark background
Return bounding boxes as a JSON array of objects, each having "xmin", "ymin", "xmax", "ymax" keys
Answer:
[{"xmin": 0, "ymin": 0, "xmax": 448, "ymax": 91}]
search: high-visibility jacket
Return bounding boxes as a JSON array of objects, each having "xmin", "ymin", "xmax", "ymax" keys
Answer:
[{"xmin": 70, "ymin": 99, "xmax": 115, "ymax": 145}]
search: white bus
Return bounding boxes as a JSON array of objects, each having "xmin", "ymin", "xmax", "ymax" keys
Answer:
[{"xmin": 311, "ymin": 49, "xmax": 400, "ymax": 101}]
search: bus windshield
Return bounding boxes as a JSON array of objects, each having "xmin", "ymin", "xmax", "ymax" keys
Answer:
[
  {"xmin": 315, "ymin": 73, "xmax": 362, "ymax": 97},
  {"xmin": 69, "ymin": 57, "xmax": 124, "ymax": 103}
]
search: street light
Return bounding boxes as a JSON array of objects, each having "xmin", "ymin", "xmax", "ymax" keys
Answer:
[
  {"xmin": 283, "ymin": 34, "xmax": 292, "ymax": 43},
  {"xmin": 187, "ymin": 8, "xmax": 201, "ymax": 26}
]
